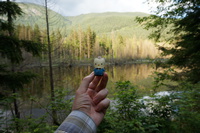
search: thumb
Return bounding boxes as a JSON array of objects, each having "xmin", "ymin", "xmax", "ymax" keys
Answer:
[{"xmin": 77, "ymin": 72, "xmax": 95, "ymax": 93}]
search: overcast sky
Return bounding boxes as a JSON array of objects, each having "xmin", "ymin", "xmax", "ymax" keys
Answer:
[{"xmin": 14, "ymin": 0, "xmax": 155, "ymax": 16}]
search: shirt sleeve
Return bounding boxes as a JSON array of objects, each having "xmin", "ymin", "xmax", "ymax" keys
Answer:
[{"xmin": 55, "ymin": 110, "xmax": 97, "ymax": 133}]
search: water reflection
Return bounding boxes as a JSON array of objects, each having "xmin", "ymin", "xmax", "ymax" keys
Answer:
[
  {"xmin": 22, "ymin": 63, "xmax": 155, "ymax": 100},
  {"xmin": 106, "ymin": 63, "xmax": 155, "ymax": 96},
  {"xmin": 107, "ymin": 63, "xmax": 154, "ymax": 83},
  {"xmin": 6, "ymin": 63, "xmax": 156, "ymax": 120}
]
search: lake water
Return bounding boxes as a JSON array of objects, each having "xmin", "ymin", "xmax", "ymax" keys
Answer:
[
  {"xmin": 1, "ymin": 63, "xmax": 157, "ymax": 124},
  {"xmin": 21, "ymin": 63, "xmax": 156, "ymax": 101}
]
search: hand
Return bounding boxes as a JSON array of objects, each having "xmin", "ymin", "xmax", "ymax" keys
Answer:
[{"xmin": 72, "ymin": 72, "xmax": 110, "ymax": 126}]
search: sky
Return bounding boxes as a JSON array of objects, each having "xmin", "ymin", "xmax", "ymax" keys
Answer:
[{"xmin": 13, "ymin": 0, "xmax": 155, "ymax": 16}]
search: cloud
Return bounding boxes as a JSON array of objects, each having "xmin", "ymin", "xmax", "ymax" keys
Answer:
[
  {"xmin": 15, "ymin": 0, "xmax": 152, "ymax": 16},
  {"xmin": 56, "ymin": 0, "xmax": 151, "ymax": 16}
]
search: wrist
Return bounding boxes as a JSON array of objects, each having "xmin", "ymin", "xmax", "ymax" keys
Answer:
[
  {"xmin": 55, "ymin": 110, "xmax": 97, "ymax": 133},
  {"xmin": 70, "ymin": 110, "xmax": 97, "ymax": 132}
]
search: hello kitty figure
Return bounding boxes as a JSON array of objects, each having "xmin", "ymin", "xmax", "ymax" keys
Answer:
[{"xmin": 94, "ymin": 56, "xmax": 105, "ymax": 76}]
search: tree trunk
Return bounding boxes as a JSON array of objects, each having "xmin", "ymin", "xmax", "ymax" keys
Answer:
[
  {"xmin": 45, "ymin": 0, "xmax": 58, "ymax": 125},
  {"xmin": 79, "ymin": 30, "xmax": 82, "ymax": 60},
  {"xmin": 87, "ymin": 34, "xmax": 90, "ymax": 59},
  {"xmin": 7, "ymin": 0, "xmax": 20, "ymax": 131}
]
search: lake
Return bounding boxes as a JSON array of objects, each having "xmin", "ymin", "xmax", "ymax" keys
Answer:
[
  {"xmin": 1, "ymin": 63, "xmax": 158, "ymax": 123},
  {"xmin": 21, "ymin": 63, "xmax": 156, "ymax": 102}
]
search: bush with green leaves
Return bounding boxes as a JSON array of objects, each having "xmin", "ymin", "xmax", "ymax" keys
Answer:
[
  {"xmin": 98, "ymin": 81, "xmax": 145, "ymax": 133},
  {"xmin": 0, "ymin": 88, "xmax": 72, "ymax": 133},
  {"xmin": 171, "ymin": 83, "xmax": 200, "ymax": 133},
  {"xmin": 98, "ymin": 81, "xmax": 200, "ymax": 133}
]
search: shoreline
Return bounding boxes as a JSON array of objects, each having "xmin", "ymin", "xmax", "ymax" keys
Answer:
[{"xmin": 23, "ymin": 58, "xmax": 167, "ymax": 68}]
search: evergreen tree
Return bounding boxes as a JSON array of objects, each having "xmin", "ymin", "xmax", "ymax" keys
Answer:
[
  {"xmin": 86, "ymin": 27, "xmax": 96, "ymax": 58},
  {"xmin": 32, "ymin": 24, "xmax": 41, "ymax": 43},
  {"xmin": 78, "ymin": 27, "xmax": 83, "ymax": 60},
  {"xmin": 136, "ymin": 0, "xmax": 200, "ymax": 83},
  {"xmin": 0, "ymin": 0, "xmax": 42, "ymax": 131}
]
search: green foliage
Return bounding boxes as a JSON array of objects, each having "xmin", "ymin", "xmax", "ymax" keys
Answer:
[
  {"xmin": 136, "ymin": 0, "xmax": 200, "ymax": 83},
  {"xmin": 21, "ymin": 40, "xmax": 43, "ymax": 57},
  {"xmin": 0, "ymin": 1, "xmax": 45, "ymax": 132},
  {"xmin": 9, "ymin": 117, "xmax": 56, "ymax": 133},
  {"xmin": 0, "ymin": 35, "xmax": 43, "ymax": 64},
  {"xmin": 49, "ymin": 88, "xmax": 73, "ymax": 123},
  {"xmin": 172, "ymin": 83, "xmax": 200, "ymax": 133},
  {"xmin": 0, "ymin": 87, "xmax": 72, "ymax": 132},
  {"xmin": 11, "ymin": 3, "xmax": 162, "ymax": 62},
  {"xmin": 152, "ymin": 68, "xmax": 179, "ymax": 92},
  {"xmin": 113, "ymin": 81, "xmax": 143, "ymax": 120},
  {"xmin": 145, "ymin": 95, "xmax": 177, "ymax": 132},
  {"xmin": 65, "ymin": 27, "xmax": 97, "ymax": 59},
  {"xmin": 67, "ymin": 12, "xmax": 150, "ymax": 38},
  {"xmin": 15, "ymin": 3, "xmax": 70, "ymax": 32},
  {"xmin": 98, "ymin": 81, "xmax": 200, "ymax": 133},
  {"xmin": 0, "ymin": 1, "xmax": 43, "ymax": 89},
  {"xmin": 0, "ymin": 112, "xmax": 56, "ymax": 133},
  {"xmin": 15, "ymin": 3, "xmax": 151, "ymax": 39},
  {"xmin": 98, "ymin": 81, "xmax": 145, "ymax": 133},
  {"xmin": 0, "ymin": 35, "xmax": 22, "ymax": 63},
  {"xmin": 0, "ymin": 1, "xmax": 23, "ymax": 32},
  {"xmin": 0, "ymin": 1, "xmax": 22, "ymax": 19},
  {"xmin": 0, "ymin": 71, "xmax": 37, "ymax": 90}
]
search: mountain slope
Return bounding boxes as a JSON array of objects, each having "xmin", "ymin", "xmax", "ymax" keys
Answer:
[
  {"xmin": 66, "ymin": 12, "xmax": 150, "ymax": 38},
  {"xmin": 16, "ymin": 3, "xmax": 150, "ymax": 38},
  {"xmin": 16, "ymin": 3, "xmax": 70, "ymax": 31}
]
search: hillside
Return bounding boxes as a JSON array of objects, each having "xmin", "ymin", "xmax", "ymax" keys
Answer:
[
  {"xmin": 16, "ymin": 3, "xmax": 70, "ymax": 32},
  {"xmin": 66, "ymin": 12, "xmax": 150, "ymax": 38},
  {"xmin": 16, "ymin": 3, "xmax": 150, "ymax": 38}
]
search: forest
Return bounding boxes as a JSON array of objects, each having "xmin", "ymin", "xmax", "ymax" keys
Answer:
[
  {"xmin": 0, "ymin": 0, "xmax": 200, "ymax": 133},
  {"xmin": 13, "ymin": 24, "xmax": 160, "ymax": 64}
]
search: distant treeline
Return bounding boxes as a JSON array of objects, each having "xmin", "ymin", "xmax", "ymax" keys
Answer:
[{"xmin": 14, "ymin": 24, "xmax": 161, "ymax": 64}]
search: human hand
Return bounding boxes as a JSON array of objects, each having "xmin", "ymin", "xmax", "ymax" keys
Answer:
[{"xmin": 72, "ymin": 72, "xmax": 110, "ymax": 126}]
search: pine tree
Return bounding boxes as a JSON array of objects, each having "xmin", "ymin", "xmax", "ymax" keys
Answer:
[
  {"xmin": 136, "ymin": 0, "xmax": 200, "ymax": 84},
  {"xmin": 32, "ymin": 24, "xmax": 41, "ymax": 43},
  {"xmin": 0, "ymin": 0, "xmax": 42, "ymax": 131},
  {"xmin": 86, "ymin": 27, "xmax": 96, "ymax": 58}
]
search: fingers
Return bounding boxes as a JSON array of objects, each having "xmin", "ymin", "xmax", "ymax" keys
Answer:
[
  {"xmin": 95, "ymin": 98, "xmax": 110, "ymax": 112},
  {"xmin": 93, "ymin": 88, "xmax": 108, "ymax": 105},
  {"xmin": 77, "ymin": 72, "xmax": 95, "ymax": 93},
  {"xmin": 87, "ymin": 89, "xmax": 95, "ymax": 99},
  {"xmin": 93, "ymin": 87, "xmax": 110, "ymax": 113},
  {"xmin": 96, "ymin": 73, "xmax": 108, "ymax": 92},
  {"xmin": 89, "ymin": 76, "xmax": 102, "ymax": 90}
]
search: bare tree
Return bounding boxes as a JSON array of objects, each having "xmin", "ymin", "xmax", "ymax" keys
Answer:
[{"xmin": 44, "ymin": 0, "xmax": 58, "ymax": 125}]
